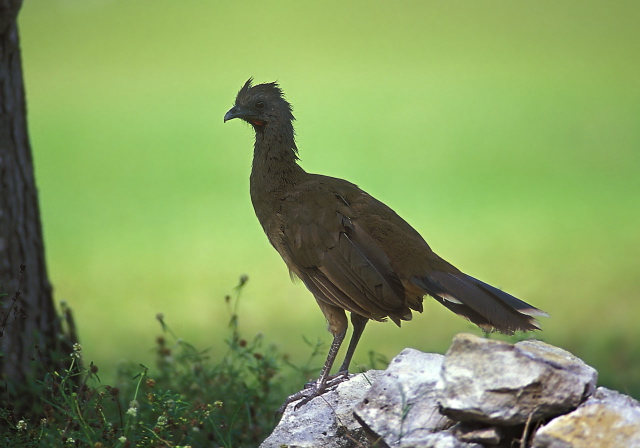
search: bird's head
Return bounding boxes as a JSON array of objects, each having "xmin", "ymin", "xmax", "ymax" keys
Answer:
[{"xmin": 224, "ymin": 78, "xmax": 295, "ymax": 131}]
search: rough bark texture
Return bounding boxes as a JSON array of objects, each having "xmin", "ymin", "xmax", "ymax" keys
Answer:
[{"xmin": 0, "ymin": 0, "xmax": 66, "ymax": 407}]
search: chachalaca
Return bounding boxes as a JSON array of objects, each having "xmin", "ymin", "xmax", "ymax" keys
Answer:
[{"xmin": 224, "ymin": 79, "xmax": 547, "ymax": 411}]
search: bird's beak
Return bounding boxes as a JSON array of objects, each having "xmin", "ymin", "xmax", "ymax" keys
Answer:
[{"xmin": 224, "ymin": 106, "xmax": 244, "ymax": 123}]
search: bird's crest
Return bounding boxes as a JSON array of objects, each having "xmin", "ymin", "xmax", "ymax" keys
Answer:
[
  {"xmin": 237, "ymin": 77, "xmax": 285, "ymax": 101},
  {"xmin": 235, "ymin": 78, "xmax": 294, "ymax": 119}
]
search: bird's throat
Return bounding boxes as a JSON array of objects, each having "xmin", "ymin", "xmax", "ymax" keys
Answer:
[{"xmin": 250, "ymin": 134, "xmax": 304, "ymax": 211}]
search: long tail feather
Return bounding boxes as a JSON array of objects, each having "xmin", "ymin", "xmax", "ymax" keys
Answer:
[{"xmin": 411, "ymin": 272, "xmax": 546, "ymax": 334}]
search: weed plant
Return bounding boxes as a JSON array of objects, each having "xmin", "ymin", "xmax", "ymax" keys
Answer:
[{"xmin": 0, "ymin": 276, "xmax": 296, "ymax": 448}]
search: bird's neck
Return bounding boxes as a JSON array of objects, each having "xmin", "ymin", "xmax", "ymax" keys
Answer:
[
  {"xmin": 250, "ymin": 124, "xmax": 305, "ymax": 201},
  {"xmin": 250, "ymin": 128, "xmax": 303, "ymax": 226}
]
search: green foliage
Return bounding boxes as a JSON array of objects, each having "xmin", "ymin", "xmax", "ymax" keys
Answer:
[{"xmin": 0, "ymin": 277, "xmax": 293, "ymax": 448}]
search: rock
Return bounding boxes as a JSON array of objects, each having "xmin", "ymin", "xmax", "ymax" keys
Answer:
[
  {"xmin": 451, "ymin": 421, "xmax": 512, "ymax": 445},
  {"xmin": 260, "ymin": 370, "xmax": 384, "ymax": 448},
  {"xmin": 261, "ymin": 334, "xmax": 637, "ymax": 448},
  {"xmin": 393, "ymin": 431, "xmax": 483, "ymax": 448},
  {"xmin": 437, "ymin": 333, "xmax": 598, "ymax": 425},
  {"xmin": 532, "ymin": 387, "xmax": 640, "ymax": 448},
  {"xmin": 354, "ymin": 349, "xmax": 453, "ymax": 446}
]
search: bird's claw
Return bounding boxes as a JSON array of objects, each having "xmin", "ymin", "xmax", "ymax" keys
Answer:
[
  {"xmin": 278, "ymin": 372, "xmax": 352, "ymax": 414},
  {"xmin": 302, "ymin": 371, "xmax": 349, "ymax": 389},
  {"xmin": 325, "ymin": 370, "xmax": 351, "ymax": 388}
]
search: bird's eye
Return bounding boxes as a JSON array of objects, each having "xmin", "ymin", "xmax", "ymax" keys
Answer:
[{"xmin": 255, "ymin": 101, "xmax": 265, "ymax": 109}]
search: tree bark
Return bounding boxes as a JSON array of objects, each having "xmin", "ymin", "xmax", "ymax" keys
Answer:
[{"xmin": 0, "ymin": 0, "xmax": 67, "ymax": 410}]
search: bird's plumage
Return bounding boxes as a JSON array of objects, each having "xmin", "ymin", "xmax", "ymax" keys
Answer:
[{"xmin": 224, "ymin": 79, "xmax": 547, "ymax": 409}]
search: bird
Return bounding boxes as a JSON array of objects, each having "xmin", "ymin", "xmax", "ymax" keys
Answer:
[{"xmin": 223, "ymin": 78, "xmax": 547, "ymax": 411}]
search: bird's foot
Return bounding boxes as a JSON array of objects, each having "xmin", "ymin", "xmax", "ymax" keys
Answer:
[
  {"xmin": 278, "ymin": 372, "xmax": 352, "ymax": 414},
  {"xmin": 302, "ymin": 370, "xmax": 350, "ymax": 390}
]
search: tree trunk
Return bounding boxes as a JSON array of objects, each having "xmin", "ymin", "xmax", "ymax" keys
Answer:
[{"xmin": 0, "ymin": 0, "xmax": 68, "ymax": 413}]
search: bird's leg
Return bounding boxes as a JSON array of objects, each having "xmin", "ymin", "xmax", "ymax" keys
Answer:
[
  {"xmin": 320, "ymin": 313, "xmax": 369, "ymax": 388},
  {"xmin": 278, "ymin": 303, "xmax": 349, "ymax": 413},
  {"xmin": 337, "ymin": 313, "xmax": 368, "ymax": 375},
  {"xmin": 310, "ymin": 327, "xmax": 346, "ymax": 388},
  {"xmin": 278, "ymin": 329, "xmax": 346, "ymax": 413}
]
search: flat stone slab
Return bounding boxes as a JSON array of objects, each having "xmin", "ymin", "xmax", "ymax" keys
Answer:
[
  {"xmin": 437, "ymin": 333, "xmax": 597, "ymax": 425},
  {"xmin": 355, "ymin": 349, "xmax": 451, "ymax": 445},
  {"xmin": 260, "ymin": 370, "xmax": 384, "ymax": 448},
  {"xmin": 532, "ymin": 387, "xmax": 640, "ymax": 448}
]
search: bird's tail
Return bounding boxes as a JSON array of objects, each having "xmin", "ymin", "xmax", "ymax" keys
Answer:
[{"xmin": 411, "ymin": 272, "xmax": 547, "ymax": 334}]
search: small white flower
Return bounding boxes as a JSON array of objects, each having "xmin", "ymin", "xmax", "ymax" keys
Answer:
[
  {"xmin": 71, "ymin": 343, "xmax": 82, "ymax": 358},
  {"xmin": 118, "ymin": 436, "xmax": 127, "ymax": 443},
  {"xmin": 16, "ymin": 419, "xmax": 27, "ymax": 431},
  {"xmin": 126, "ymin": 407, "xmax": 137, "ymax": 417},
  {"xmin": 156, "ymin": 415, "xmax": 167, "ymax": 427}
]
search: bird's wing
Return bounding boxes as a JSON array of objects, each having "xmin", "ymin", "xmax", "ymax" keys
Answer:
[{"xmin": 279, "ymin": 179, "xmax": 410, "ymax": 322}]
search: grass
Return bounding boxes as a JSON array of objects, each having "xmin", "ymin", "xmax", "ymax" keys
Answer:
[
  {"xmin": 14, "ymin": 0, "xmax": 640, "ymax": 399},
  {"xmin": 0, "ymin": 278, "xmax": 318, "ymax": 448}
]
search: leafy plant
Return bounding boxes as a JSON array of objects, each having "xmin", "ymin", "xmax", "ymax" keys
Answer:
[{"xmin": 0, "ymin": 275, "xmax": 292, "ymax": 448}]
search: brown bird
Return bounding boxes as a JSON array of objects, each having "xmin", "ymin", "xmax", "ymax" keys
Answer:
[{"xmin": 224, "ymin": 79, "xmax": 547, "ymax": 410}]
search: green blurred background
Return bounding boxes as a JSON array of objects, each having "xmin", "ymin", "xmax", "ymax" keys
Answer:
[{"xmin": 18, "ymin": 1, "xmax": 640, "ymax": 396}]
